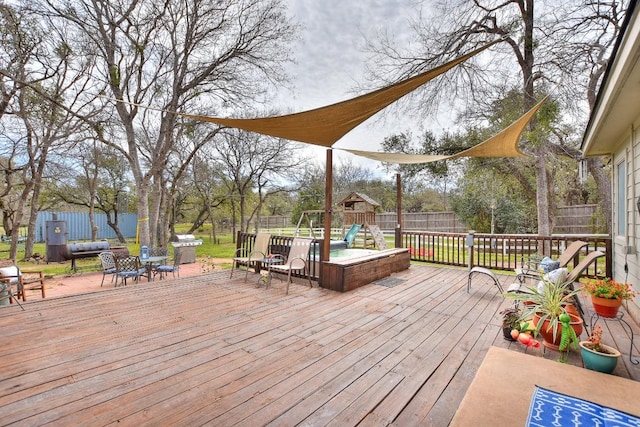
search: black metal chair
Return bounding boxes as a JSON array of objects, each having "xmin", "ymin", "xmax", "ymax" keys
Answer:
[
  {"xmin": 114, "ymin": 256, "xmax": 146, "ymax": 286},
  {"xmin": 153, "ymin": 250, "xmax": 182, "ymax": 280},
  {"xmin": 98, "ymin": 251, "xmax": 117, "ymax": 287}
]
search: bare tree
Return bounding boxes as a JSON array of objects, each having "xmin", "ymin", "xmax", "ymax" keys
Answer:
[
  {"xmin": 51, "ymin": 142, "xmax": 133, "ymax": 243},
  {"xmin": 30, "ymin": 0, "xmax": 297, "ymax": 247},
  {"xmin": 364, "ymin": 0, "xmax": 626, "ymax": 235},
  {"xmin": 0, "ymin": 3, "xmax": 102, "ymax": 258},
  {"xmin": 207, "ymin": 128, "xmax": 306, "ymax": 236}
]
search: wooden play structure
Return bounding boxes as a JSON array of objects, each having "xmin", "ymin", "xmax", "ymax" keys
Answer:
[{"xmin": 337, "ymin": 192, "xmax": 387, "ymax": 249}]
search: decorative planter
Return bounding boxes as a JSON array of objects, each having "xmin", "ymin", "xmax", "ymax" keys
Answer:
[
  {"xmin": 534, "ymin": 313, "xmax": 583, "ymax": 350},
  {"xmin": 579, "ymin": 341, "xmax": 621, "ymax": 374},
  {"xmin": 590, "ymin": 296, "xmax": 622, "ymax": 319},
  {"xmin": 563, "ymin": 302, "xmax": 580, "ymax": 318},
  {"xmin": 502, "ymin": 325, "xmax": 516, "ymax": 341}
]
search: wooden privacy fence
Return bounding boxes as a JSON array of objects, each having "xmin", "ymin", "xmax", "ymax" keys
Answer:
[
  {"xmin": 256, "ymin": 205, "xmax": 601, "ymax": 234},
  {"xmin": 402, "ymin": 231, "xmax": 611, "ymax": 278}
]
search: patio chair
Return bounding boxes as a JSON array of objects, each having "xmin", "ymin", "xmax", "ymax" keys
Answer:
[
  {"xmin": 153, "ymin": 250, "xmax": 182, "ymax": 280},
  {"xmin": 98, "ymin": 251, "xmax": 117, "ymax": 287},
  {"xmin": 268, "ymin": 237, "xmax": 313, "ymax": 294},
  {"xmin": 114, "ymin": 256, "xmax": 146, "ymax": 286},
  {"xmin": 0, "ymin": 279, "xmax": 24, "ymax": 310},
  {"xmin": 230, "ymin": 233, "xmax": 271, "ymax": 281},
  {"xmin": 515, "ymin": 240, "xmax": 589, "ymax": 284},
  {"xmin": 0, "ymin": 259, "xmax": 45, "ymax": 301},
  {"xmin": 508, "ymin": 250, "xmax": 605, "ymax": 324}
]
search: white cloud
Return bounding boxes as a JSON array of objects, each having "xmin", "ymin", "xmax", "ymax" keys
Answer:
[{"xmin": 276, "ymin": 0, "xmax": 423, "ymax": 173}]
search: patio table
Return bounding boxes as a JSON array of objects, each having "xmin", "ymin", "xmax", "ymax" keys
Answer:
[
  {"xmin": 450, "ymin": 346, "xmax": 640, "ymax": 426},
  {"xmin": 140, "ymin": 256, "xmax": 168, "ymax": 282},
  {"xmin": 260, "ymin": 256, "xmax": 284, "ymax": 289}
]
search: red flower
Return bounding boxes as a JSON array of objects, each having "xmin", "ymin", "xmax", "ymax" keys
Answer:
[{"xmin": 581, "ymin": 277, "xmax": 636, "ymax": 300}]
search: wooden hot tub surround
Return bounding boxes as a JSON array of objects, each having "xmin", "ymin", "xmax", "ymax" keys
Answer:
[{"xmin": 320, "ymin": 248, "xmax": 411, "ymax": 292}]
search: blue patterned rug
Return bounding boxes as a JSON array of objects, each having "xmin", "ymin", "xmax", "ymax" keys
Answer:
[{"xmin": 527, "ymin": 386, "xmax": 640, "ymax": 426}]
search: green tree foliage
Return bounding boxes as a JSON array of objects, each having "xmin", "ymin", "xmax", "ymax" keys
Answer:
[
  {"xmin": 451, "ymin": 166, "xmax": 536, "ymax": 234},
  {"xmin": 291, "ymin": 164, "xmax": 325, "ymax": 226}
]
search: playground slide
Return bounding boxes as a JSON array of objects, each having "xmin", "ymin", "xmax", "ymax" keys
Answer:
[{"xmin": 344, "ymin": 224, "xmax": 362, "ymax": 248}]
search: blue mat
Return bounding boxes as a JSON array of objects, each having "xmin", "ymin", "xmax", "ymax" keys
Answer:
[{"xmin": 527, "ymin": 386, "xmax": 640, "ymax": 426}]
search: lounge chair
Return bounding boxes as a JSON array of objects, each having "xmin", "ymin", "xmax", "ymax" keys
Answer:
[
  {"xmin": 508, "ymin": 250, "xmax": 606, "ymax": 322},
  {"xmin": 268, "ymin": 237, "xmax": 313, "ymax": 294},
  {"xmin": 515, "ymin": 240, "xmax": 589, "ymax": 283},
  {"xmin": 230, "ymin": 233, "xmax": 271, "ymax": 281}
]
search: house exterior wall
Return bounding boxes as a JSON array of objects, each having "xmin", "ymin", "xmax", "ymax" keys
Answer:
[{"xmin": 613, "ymin": 117, "xmax": 640, "ymax": 324}]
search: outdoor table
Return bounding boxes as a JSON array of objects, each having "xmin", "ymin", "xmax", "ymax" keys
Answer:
[
  {"xmin": 450, "ymin": 346, "xmax": 640, "ymax": 426},
  {"xmin": 140, "ymin": 256, "xmax": 168, "ymax": 282},
  {"xmin": 260, "ymin": 256, "xmax": 284, "ymax": 289}
]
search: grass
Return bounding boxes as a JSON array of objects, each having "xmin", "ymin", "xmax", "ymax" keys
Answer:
[
  {"xmin": 2, "ymin": 225, "xmax": 395, "ymax": 276},
  {"xmin": 2, "ymin": 226, "xmax": 239, "ymax": 276}
]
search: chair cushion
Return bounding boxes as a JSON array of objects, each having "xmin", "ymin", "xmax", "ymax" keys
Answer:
[
  {"xmin": 540, "ymin": 256, "xmax": 560, "ymax": 273},
  {"xmin": 0, "ymin": 266, "xmax": 20, "ymax": 284}
]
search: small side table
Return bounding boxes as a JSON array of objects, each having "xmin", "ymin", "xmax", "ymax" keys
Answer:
[
  {"xmin": 259, "ymin": 255, "xmax": 284, "ymax": 289},
  {"xmin": 589, "ymin": 311, "xmax": 639, "ymax": 365}
]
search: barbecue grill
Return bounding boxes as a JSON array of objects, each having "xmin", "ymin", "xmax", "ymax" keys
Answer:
[{"xmin": 170, "ymin": 234, "xmax": 203, "ymax": 264}]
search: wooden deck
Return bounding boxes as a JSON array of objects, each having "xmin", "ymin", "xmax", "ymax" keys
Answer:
[{"xmin": 1, "ymin": 265, "xmax": 639, "ymax": 426}]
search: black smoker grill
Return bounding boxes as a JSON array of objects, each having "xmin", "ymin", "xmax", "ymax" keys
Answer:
[
  {"xmin": 63, "ymin": 241, "xmax": 111, "ymax": 271},
  {"xmin": 61, "ymin": 241, "xmax": 129, "ymax": 271},
  {"xmin": 171, "ymin": 234, "xmax": 203, "ymax": 264}
]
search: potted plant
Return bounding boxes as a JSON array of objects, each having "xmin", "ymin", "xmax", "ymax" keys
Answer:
[
  {"xmin": 580, "ymin": 277, "xmax": 636, "ymax": 318},
  {"xmin": 579, "ymin": 325, "xmax": 621, "ymax": 374},
  {"xmin": 505, "ymin": 277, "xmax": 583, "ymax": 351},
  {"xmin": 499, "ymin": 307, "xmax": 521, "ymax": 341}
]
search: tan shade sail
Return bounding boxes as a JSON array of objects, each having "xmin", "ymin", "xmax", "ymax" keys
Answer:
[
  {"xmin": 184, "ymin": 40, "xmax": 500, "ymax": 147},
  {"xmin": 341, "ymin": 97, "xmax": 547, "ymax": 164}
]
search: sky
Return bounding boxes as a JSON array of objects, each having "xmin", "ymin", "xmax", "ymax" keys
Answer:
[{"xmin": 277, "ymin": 0, "xmax": 427, "ymax": 172}]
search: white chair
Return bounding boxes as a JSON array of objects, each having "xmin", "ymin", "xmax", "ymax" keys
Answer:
[
  {"xmin": 230, "ymin": 233, "xmax": 271, "ymax": 281},
  {"xmin": 0, "ymin": 260, "xmax": 45, "ymax": 301},
  {"xmin": 268, "ymin": 238, "xmax": 313, "ymax": 294}
]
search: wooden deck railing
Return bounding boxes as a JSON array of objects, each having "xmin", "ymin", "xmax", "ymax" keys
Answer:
[
  {"xmin": 401, "ymin": 231, "xmax": 611, "ymax": 277},
  {"xmin": 235, "ymin": 232, "xmax": 322, "ymax": 280},
  {"xmin": 237, "ymin": 231, "xmax": 612, "ymax": 280}
]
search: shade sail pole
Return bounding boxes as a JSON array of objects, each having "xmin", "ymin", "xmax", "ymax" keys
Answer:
[
  {"xmin": 395, "ymin": 173, "xmax": 403, "ymax": 248},
  {"xmin": 321, "ymin": 149, "xmax": 333, "ymax": 288}
]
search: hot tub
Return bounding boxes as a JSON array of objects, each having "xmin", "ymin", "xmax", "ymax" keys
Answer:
[{"xmin": 319, "ymin": 248, "xmax": 410, "ymax": 292}]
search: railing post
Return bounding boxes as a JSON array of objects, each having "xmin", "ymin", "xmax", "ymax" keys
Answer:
[{"xmin": 466, "ymin": 230, "xmax": 475, "ymax": 270}]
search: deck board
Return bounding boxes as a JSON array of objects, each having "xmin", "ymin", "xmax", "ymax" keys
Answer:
[{"xmin": 1, "ymin": 265, "xmax": 638, "ymax": 426}]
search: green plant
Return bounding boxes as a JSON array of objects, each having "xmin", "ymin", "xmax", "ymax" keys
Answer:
[
  {"xmin": 505, "ymin": 277, "xmax": 582, "ymax": 344},
  {"xmin": 580, "ymin": 277, "xmax": 636, "ymax": 300},
  {"xmin": 499, "ymin": 307, "xmax": 521, "ymax": 330},
  {"xmin": 581, "ymin": 324, "xmax": 617, "ymax": 355}
]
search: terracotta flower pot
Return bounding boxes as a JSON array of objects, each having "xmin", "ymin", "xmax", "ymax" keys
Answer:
[
  {"xmin": 590, "ymin": 295, "xmax": 622, "ymax": 318},
  {"xmin": 534, "ymin": 313, "xmax": 583, "ymax": 350},
  {"xmin": 579, "ymin": 341, "xmax": 621, "ymax": 374}
]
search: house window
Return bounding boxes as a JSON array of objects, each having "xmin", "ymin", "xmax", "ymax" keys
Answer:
[{"xmin": 617, "ymin": 161, "xmax": 626, "ymax": 236}]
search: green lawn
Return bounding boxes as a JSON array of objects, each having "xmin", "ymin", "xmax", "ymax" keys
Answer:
[{"xmin": 2, "ymin": 227, "xmax": 238, "ymax": 276}]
